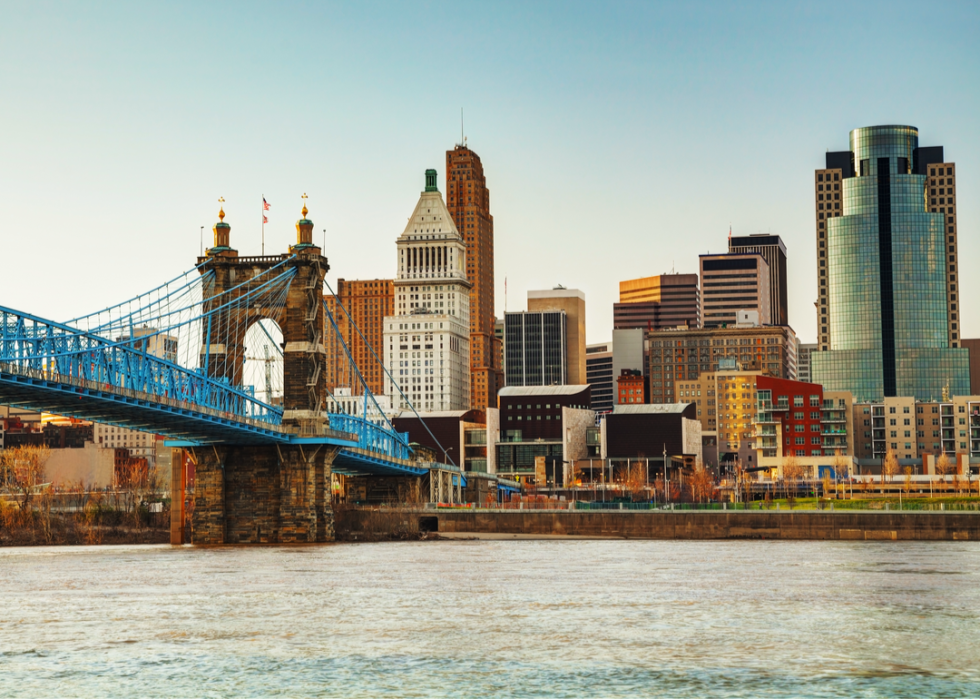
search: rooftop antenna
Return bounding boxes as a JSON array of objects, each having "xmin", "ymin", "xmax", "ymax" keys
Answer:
[{"xmin": 461, "ymin": 108, "xmax": 464, "ymax": 146}]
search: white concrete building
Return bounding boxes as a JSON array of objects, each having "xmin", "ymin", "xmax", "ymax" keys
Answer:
[
  {"xmin": 328, "ymin": 387, "xmax": 397, "ymax": 426},
  {"xmin": 93, "ymin": 423, "xmax": 157, "ymax": 454},
  {"xmin": 384, "ymin": 170, "xmax": 472, "ymax": 412}
]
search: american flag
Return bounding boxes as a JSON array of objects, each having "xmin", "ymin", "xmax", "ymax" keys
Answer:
[
  {"xmin": 263, "ymin": 214, "xmax": 268, "ymax": 224},
  {"xmin": 263, "ymin": 198, "xmax": 270, "ymax": 211}
]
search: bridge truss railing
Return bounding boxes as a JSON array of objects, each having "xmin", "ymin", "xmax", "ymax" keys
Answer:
[
  {"xmin": 0, "ymin": 306, "xmax": 283, "ymax": 427},
  {"xmin": 326, "ymin": 412, "xmax": 412, "ymax": 461}
]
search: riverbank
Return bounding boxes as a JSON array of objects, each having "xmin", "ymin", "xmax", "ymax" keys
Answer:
[{"xmin": 337, "ymin": 508, "xmax": 980, "ymax": 541}]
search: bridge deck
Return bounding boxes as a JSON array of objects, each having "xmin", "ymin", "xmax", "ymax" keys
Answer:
[{"xmin": 0, "ymin": 362, "xmax": 288, "ymax": 444}]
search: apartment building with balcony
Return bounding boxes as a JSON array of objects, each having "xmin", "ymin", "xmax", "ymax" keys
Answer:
[
  {"xmin": 752, "ymin": 376, "xmax": 855, "ymax": 478},
  {"xmin": 853, "ymin": 395, "xmax": 980, "ymax": 474}
]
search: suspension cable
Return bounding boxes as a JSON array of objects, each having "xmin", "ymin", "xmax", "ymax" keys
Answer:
[{"xmin": 322, "ymin": 280, "xmax": 455, "ymax": 466}]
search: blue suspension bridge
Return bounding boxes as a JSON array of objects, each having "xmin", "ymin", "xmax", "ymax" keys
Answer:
[{"xmin": 0, "ymin": 234, "xmax": 450, "ymax": 481}]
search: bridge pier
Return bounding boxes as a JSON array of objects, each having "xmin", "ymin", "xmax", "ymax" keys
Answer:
[{"xmin": 190, "ymin": 444, "xmax": 338, "ymax": 544}]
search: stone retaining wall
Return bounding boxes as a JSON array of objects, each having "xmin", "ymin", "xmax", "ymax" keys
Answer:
[{"xmin": 343, "ymin": 509, "xmax": 980, "ymax": 541}]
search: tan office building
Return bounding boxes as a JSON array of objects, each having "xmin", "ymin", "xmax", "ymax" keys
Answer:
[
  {"xmin": 614, "ymin": 273, "xmax": 700, "ymax": 330},
  {"xmin": 699, "ymin": 253, "xmax": 771, "ymax": 329}
]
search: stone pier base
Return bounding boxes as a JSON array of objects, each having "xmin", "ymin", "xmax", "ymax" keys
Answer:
[{"xmin": 191, "ymin": 444, "xmax": 338, "ymax": 544}]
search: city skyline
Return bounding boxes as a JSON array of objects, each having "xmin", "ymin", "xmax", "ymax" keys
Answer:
[{"xmin": 1, "ymin": 2, "xmax": 978, "ymax": 347}]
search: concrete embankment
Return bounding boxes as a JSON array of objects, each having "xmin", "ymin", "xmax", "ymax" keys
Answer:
[{"xmin": 342, "ymin": 509, "xmax": 980, "ymax": 541}]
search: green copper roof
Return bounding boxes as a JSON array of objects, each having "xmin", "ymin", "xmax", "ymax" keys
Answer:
[{"xmin": 424, "ymin": 169, "xmax": 438, "ymax": 192}]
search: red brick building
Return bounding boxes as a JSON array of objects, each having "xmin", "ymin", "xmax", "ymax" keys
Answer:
[
  {"xmin": 323, "ymin": 278, "xmax": 394, "ymax": 397},
  {"xmin": 755, "ymin": 376, "xmax": 825, "ymax": 459},
  {"xmin": 616, "ymin": 369, "xmax": 646, "ymax": 405}
]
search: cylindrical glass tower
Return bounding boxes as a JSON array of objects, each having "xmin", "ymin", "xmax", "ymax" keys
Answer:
[{"xmin": 813, "ymin": 125, "xmax": 968, "ymax": 401}]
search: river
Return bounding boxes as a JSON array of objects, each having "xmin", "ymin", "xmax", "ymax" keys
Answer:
[{"xmin": 1, "ymin": 540, "xmax": 979, "ymax": 697}]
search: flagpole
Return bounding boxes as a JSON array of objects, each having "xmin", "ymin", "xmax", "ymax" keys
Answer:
[{"xmin": 261, "ymin": 194, "xmax": 265, "ymax": 255}]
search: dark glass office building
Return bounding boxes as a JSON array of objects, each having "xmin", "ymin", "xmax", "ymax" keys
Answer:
[
  {"xmin": 504, "ymin": 310, "xmax": 567, "ymax": 387},
  {"xmin": 811, "ymin": 125, "xmax": 969, "ymax": 402}
]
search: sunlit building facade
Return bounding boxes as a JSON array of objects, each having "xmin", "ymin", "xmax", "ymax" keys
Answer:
[{"xmin": 811, "ymin": 125, "xmax": 969, "ymax": 402}]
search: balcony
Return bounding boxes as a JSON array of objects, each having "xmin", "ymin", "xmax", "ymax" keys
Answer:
[{"xmin": 821, "ymin": 413, "xmax": 847, "ymax": 423}]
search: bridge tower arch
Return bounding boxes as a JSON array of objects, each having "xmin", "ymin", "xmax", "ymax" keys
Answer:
[
  {"xmin": 187, "ymin": 201, "xmax": 337, "ymax": 545},
  {"xmin": 198, "ymin": 201, "xmax": 329, "ymax": 436}
]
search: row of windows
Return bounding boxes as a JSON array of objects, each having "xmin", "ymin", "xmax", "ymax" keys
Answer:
[{"xmin": 650, "ymin": 337, "xmax": 784, "ymax": 348}]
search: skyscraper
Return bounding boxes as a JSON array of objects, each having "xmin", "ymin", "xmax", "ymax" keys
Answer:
[
  {"xmin": 728, "ymin": 234, "xmax": 788, "ymax": 326},
  {"xmin": 446, "ymin": 145, "xmax": 502, "ymax": 409},
  {"xmin": 613, "ymin": 273, "xmax": 700, "ymax": 330},
  {"xmin": 585, "ymin": 341, "xmax": 614, "ymax": 413},
  {"xmin": 383, "ymin": 169, "xmax": 471, "ymax": 411},
  {"xmin": 504, "ymin": 309, "xmax": 568, "ymax": 387},
  {"xmin": 811, "ymin": 125, "xmax": 969, "ymax": 402},
  {"xmin": 699, "ymin": 253, "xmax": 771, "ymax": 328},
  {"xmin": 324, "ymin": 279, "xmax": 394, "ymax": 398},
  {"xmin": 528, "ymin": 288, "xmax": 586, "ymax": 385}
]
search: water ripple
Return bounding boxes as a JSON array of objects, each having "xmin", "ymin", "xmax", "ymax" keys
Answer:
[{"xmin": 1, "ymin": 540, "xmax": 979, "ymax": 697}]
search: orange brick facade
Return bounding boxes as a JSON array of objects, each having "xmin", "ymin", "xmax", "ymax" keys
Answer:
[
  {"xmin": 324, "ymin": 278, "xmax": 394, "ymax": 397},
  {"xmin": 446, "ymin": 145, "xmax": 502, "ymax": 408},
  {"xmin": 617, "ymin": 371, "xmax": 646, "ymax": 405}
]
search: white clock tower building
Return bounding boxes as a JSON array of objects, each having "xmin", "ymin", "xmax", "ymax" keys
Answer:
[{"xmin": 384, "ymin": 170, "xmax": 471, "ymax": 411}]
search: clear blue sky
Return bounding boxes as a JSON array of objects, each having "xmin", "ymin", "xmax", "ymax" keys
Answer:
[{"xmin": 1, "ymin": 1, "xmax": 977, "ymax": 345}]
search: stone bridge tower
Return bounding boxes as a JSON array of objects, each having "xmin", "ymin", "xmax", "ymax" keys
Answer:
[
  {"xmin": 197, "ymin": 200, "xmax": 329, "ymax": 436},
  {"xmin": 184, "ymin": 200, "xmax": 337, "ymax": 545}
]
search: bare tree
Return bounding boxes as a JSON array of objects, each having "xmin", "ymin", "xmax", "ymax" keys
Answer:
[
  {"xmin": 935, "ymin": 452, "xmax": 953, "ymax": 496},
  {"xmin": 625, "ymin": 461, "xmax": 646, "ymax": 502},
  {"xmin": 690, "ymin": 459, "xmax": 714, "ymax": 504},
  {"xmin": 832, "ymin": 449, "xmax": 849, "ymax": 499},
  {"xmin": 782, "ymin": 455, "xmax": 801, "ymax": 503},
  {"xmin": 0, "ymin": 445, "xmax": 51, "ymax": 514},
  {"xmin": 882, "ymin": 449, "xmax": 899, "ymax": 495}
]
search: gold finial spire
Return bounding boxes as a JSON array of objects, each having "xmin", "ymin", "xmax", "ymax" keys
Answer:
[
  {"xmin": 301, "ymin": 193, "xmax": 308, "ymax": 217},
  {"xmin": 218, "ymin": 196, "xmax": 226, "ymax": 221}
]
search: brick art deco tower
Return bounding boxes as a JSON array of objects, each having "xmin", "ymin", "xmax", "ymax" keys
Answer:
[{"xmin": 446, "ymin": 144, "xmax": 502, "ymax": 408}]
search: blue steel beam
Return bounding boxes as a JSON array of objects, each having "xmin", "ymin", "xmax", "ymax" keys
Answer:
[{"xmin": 0, "ymin": 306, "xmax": 282, "ymax": 426}]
